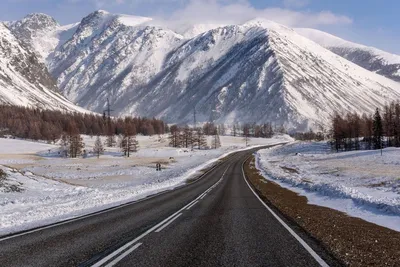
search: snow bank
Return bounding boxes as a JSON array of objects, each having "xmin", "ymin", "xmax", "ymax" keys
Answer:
[{"xmin": 256, "ymin": 142, "xmax": 400, "ymax": 232}]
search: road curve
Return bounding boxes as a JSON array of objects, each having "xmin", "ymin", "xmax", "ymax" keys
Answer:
[{"xmin": 0, "ymin": 146, "xmax": 341, "ymax": 267}]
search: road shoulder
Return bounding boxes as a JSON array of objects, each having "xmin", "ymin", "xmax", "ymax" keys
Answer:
[{"xmin": 244, "ymin": 156, "xmax": 400, "ymax": 267}]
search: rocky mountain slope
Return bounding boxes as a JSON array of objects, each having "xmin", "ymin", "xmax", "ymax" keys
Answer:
[
  {"xmin": 296, "ymin": 28, "xmax": 400, "ymax": 82},
  {"xmin": 8, "ymin": 11, "xmax": 400, "ymax": 130},
  {"xmin": 0, "ymin": 23, "xmax": 86, "ymax": 112},
  {"xmin": 9, "ymin": 13, "xmax": 78, "ymax": 62}
]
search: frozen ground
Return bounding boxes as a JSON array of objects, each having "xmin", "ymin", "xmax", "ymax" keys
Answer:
[
  {"xmin": 256, "ymin": 142, "xmax": 400, "ymax": 232},
  {"xmin": 0, "ymin": 134, "xmax": 292, "ymax": 236}
]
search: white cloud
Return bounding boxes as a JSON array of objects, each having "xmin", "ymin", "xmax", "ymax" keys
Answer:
[
  {"xmin": 159, "ymin": 0, "xmax": 352, "ymax": 28},
  {"xmin": 64, "ymin": 0, "xmax": 352, "ymax": 28}
]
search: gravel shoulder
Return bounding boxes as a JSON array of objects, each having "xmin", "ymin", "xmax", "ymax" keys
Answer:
[{"xmin": 244, "ymin": 156, "xmax": 400, "ymax": 267}]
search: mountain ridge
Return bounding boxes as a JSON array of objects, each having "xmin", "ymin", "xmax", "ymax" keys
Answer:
[
  {"xmin": 0, "ymin": 22, "xmax": 87, "ymax": 113},
  {"xmin": 6, "ymin": 11, "xmax": 400, "ymax": 130},
  {"xmin": 296, "ymin": 28, "xmax": 400, "ymax": 82}
]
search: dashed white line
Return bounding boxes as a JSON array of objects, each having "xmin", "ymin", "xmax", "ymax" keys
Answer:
[
  {"xmin": 200, "ymin": 193, "xmax": 208, "ymax": 200},
  {"xmin": 104, "ymin": 243, "xmax": 142, "ymax": 267},
  {"xmin": 90, "ymin": 164, "xmax": 231, "ymax": 266},
  {"xmin": 155, "ymin": 213, "xmax": 183, "ymax": 233},
  {"xmin": 186, "ymin": 201, "xmax": 199, "ymax": 210}
]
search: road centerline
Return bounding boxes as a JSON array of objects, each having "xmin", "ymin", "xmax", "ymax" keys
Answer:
[
  {"xmin": 104, "ymin": 243, "xmax": 142, "ymax": 267},
  {"xmin": 186, "ymin": 201, "xmax": 199, "ymax": 210},
  {"xmin": 89, "ymin": 164, "xmax": 231, "ymax": 267},
  {"xmin": 155, "ymin": 213, "xmax": 183, "ymax": 233}
]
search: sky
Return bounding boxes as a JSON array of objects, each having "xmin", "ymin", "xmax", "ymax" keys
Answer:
[{"xmin": 1, "ymin": 0, "xmax": 399, "ymax": 54}]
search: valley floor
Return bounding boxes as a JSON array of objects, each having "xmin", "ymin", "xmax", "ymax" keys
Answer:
[
  {"xmin": 0, "ymin": 135, "xmax": 291, "ymax": 236},
  {"xmin": 256, "ymin": 142, "xmax": 400, "ymax": 232}
]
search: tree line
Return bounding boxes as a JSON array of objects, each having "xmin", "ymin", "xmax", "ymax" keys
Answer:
[
  {"xmin": 0, "ymin": 105, "xmax": 166, "ymax": 142},
  {"xmin": 167, "ymin": 122, "xmax": 279, "ymax": 149},
  {"xmin": 330, "ymin": 101, "xmax": 400, "ymax": 151}
]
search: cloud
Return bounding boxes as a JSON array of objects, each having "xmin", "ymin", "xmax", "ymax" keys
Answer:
[
  {"xmin": 61, "ymin": 0, "xmax": 352, "ymax": 28},
  {"xmin": 283, "ymin": 0, "xmax": 310, "ymax": 8},
  {"xmin": 159, "ymin": 0, "xmax": 352, "ymax": 28}
]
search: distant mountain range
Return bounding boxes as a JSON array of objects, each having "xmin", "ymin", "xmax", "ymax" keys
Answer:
[{"xmin": 2, "ymin": 11, "xmax": 400, "ymax": 130}]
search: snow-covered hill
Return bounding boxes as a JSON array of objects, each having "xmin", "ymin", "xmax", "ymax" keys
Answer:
[
  {"xmin": 8, "ymin": 11, "xmax": 400, "ymax": 130},
  {"xmin": 296, "ymin": 28, "xmax": 400, "ymax": 82},
  {"xmin": 0, "ymin": 23, "xmax": 87, "ymax": 112}
]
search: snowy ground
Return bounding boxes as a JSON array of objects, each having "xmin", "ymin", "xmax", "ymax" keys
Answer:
[
  {"xmin": 256, "ymin": 142, "xmax": 400, "ymax": 232},
  {"xmin": 0, "ymin": 134, "xmax": 292, "ymax": 236}
]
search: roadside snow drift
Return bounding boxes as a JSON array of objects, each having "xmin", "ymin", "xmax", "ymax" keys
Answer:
[{"xmin": 256, "ymin": 142, "xmax": 400, "ymax": 232}]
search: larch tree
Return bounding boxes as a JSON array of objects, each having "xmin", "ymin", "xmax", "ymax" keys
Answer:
[
  {"xmin": 66, "ymin": 121, "xmax": 85, "ymax": 158},
  {"xmin": 93, "ymin": 135, "xmax": 104, "ymax": 158},
  {"xmin": 168, "ymin": 125, "xmax": 181, "ymax": 148},
  {"xmin": 243, "ymin": 124, "xmax": 250, "ymax": 147},
  {"xmin": 121, "ymin": 124, "xmax": 138, "ymax": 157},
  {"xmin": 195, "ymin": 128, "xmax": 208, "ymax": 149},
  {"xmin": 372, "ymin": 108, "xmax": 383, "ymax": 150},
  {"xmin": 60, "ymin": 134, "xmax": 69, "ymax": 158},
  {"xmin": 212, "ymin": 129, "xmax": 221, "ymax": 149}
]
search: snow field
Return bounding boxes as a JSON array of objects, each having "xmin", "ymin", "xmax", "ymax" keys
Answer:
[
  {"xmin": 0, "ymin": 134, "xmax": 292, "ymax": 236},
  {"xmin": 256, "ymin": 142, "xmax": 400, "ymax": 232}
]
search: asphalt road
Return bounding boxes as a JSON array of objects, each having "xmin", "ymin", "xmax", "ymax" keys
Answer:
[{"xmin": 0, "ymin": 146, "xmax": 341, "ymax": 267}]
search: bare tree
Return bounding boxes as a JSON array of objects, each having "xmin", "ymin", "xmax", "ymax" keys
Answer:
[
  {"xmin": 121, "ymin": 124, "xmax": 138, "ymax": 157},
  {"xmin": 212, "ymin": 129, "xmax": 221, "ymax": 149},
  {"xmin": 93, "ymin": 136, "xmax": 104, "ymax": 158},
  {"xmin": 66, "ymin": 121, "xmax": 84, "ymax": 158},
  {"xmin": 195, "ymin": 128, "xmax": 208, "ymax": 149},
  {"xmin": 243, "ymin": 124, "xmax": 250, "ymax": 147},
  {"xmin": 168, "ymin": 125, "xmax": 181, "ymax": 148}
]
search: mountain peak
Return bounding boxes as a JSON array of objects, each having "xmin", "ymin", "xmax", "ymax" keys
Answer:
[
  {"xmin": 242, "ymin": 18, "xmax": 292, "ymax": 32},
  {"xmin": 96, "ymin": 10, "xmax": 110, "ymax": 15},
  {"xmin": 16, "ymin": 13, "xmax": 59, "ymax": 29},
  {"xmin": 9, "ymin": 12, "xmax": 59, "ymax": 46}
]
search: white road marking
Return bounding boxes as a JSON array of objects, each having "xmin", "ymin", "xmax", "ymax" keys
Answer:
[
  {"xmin": 155, "ymin": 213, "xmax": 183, "ymax": 233},
  {"xmin": 186, "ymin": 201, "xmax": 199, "ymax": 210},
  {"xmin": 200, "ymin": 193, "xmax": 208, "ymax": 200},
  {"xmin": 0, "ymin": 155, "xmax": 230, "ymax": 243},
  {"xmin": 104, "ymin": 243, "xmax": 142, "ymax": 267},
  {"xmin": 241, "ymin": 157, "xmax": 330, "ymax": 267},
  {"xmin": 90, "ymin": 164, "xmax": 231, "ymax": 266}
]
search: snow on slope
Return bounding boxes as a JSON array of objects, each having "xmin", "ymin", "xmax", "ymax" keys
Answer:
[
  {"xmin": 0, "ymin": 23, "xmax": 87, "ymax": 112},
  {"xmin": 296, "ymin": 28, "xmax": 400, "ymax": 82},
  {"xmin": 14, "ymin": 10, "xmax": 400, "ymax": 130},
  {"xmin": 256, "ymin": 142, "xmax": 400, "ymax": 232},
  {"xmin": 45, "ymin": 13, "xmax": 400, "ymax": 130},
  {"xmin": 50, "ymin": 10, "xmax": 182, "ymax": 111},
  {"xmin": 8, "ymin": 13, "xmax": 76, "ymax": 62},
  {"xmin": 120, "ymin": 18, "xmax": 400, "ymax": 130}
]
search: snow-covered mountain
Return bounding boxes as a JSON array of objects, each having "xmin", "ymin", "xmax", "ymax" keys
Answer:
[
  {"xmin": 296, "ymin": 28, "xmax": 400, "ymax": 82},
  {"xmin": 0, "ymin": 23, "xmax": 87, "ymax": 112},
  {"xmin": 49, "ymin": 10, "xmax": 182, "ymax": 112},
  {"xmin": 8, "ymin": 11, "xmax": 400, "ymax": 130},
  {"xmin": 9, "ymin": 13, "xmax": 79, "ymax": 62}
]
